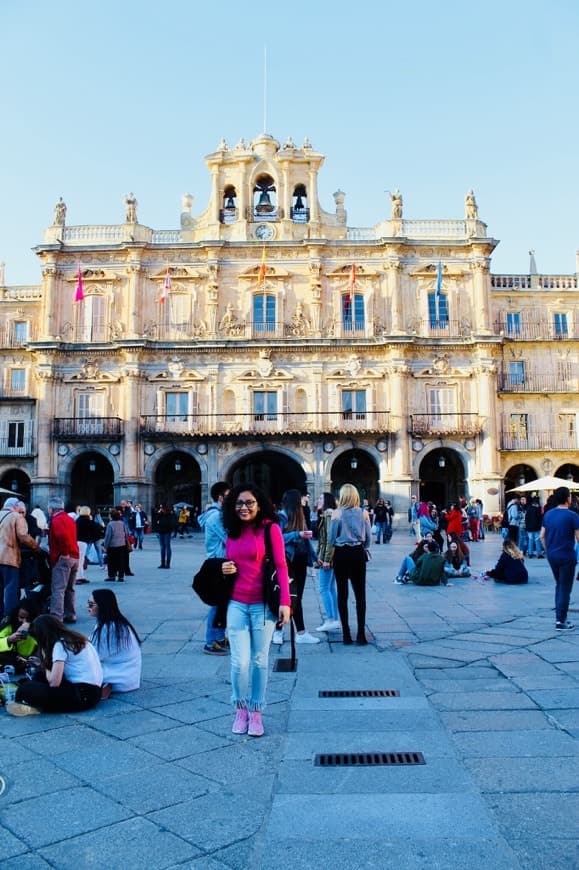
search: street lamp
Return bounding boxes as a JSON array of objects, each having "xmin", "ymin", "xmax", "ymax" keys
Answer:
[
  {"xmin": 89, "ymin": 461, "xmax": 96, "ymax": 472},
  {"xmin": 350, "ymin": 454, "xmax": 358, "ymax": 470},
  {"xmin": 175, "ymin": 460, "xmax": 182, "ymax": 472},
  {"xmin": 438, "ymin": 456, "xmax": 446, "ymax": 468},
  {"xmin": 518, "ymin": 475, "xmax": 525, "ymax": 486}
]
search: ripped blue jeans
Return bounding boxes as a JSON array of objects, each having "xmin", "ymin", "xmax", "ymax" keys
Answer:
[{"xmin": 227, "ymin": 600, "xmax": 276, "ymax": 711}]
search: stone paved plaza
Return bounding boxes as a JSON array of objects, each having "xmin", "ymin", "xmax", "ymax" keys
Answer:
[{"xmin": 0, "ymin": 529, "xmax": 578, "ymax": 869}]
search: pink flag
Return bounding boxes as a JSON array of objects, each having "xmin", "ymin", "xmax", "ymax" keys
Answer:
[
  {"xmin": 160, "ymin": 265, "xmax": 171, "ymax": 303},
  {"xmin": 74, "ymin": 266, "xmax": 84, "ymax": 302}
]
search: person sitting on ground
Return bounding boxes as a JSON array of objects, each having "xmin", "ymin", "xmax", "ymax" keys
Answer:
[
  {"xmin": 409, "ymin": 543, "xmax": 449, "ymax": 586},
  {"xmin": 8, "ymin": 614, "xmax": 102, "ymax": 716},
  {"xmin": 484, "ymin": 539, "xmax": 528, "ymax": 584},
  {"xmin": 0, "ymin": 597, "xmax": 39, "ymax": 670},
  {"xmin": 443, "ymin": 541, "xmax": 470, "ymax": 578},
  {"xmin": 88, "ymin": 589, "xmax": 142, "ymax": 698},
  {"xmin": 447, "ymin": 531, "xmax": 470, "ymax": 566},
  {"xmin": 394, "ymin": 535, "xmax": 437, "ymax": 583}
]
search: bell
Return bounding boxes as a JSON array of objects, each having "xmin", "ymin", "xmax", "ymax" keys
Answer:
[
  {"xmin": 225, "ymin": 195, "xmax": 235, "ymax": 210},
  {"xmin": 294, "ymin": 194, "xmax": 305, "ymax": 210},
  {"xmin": 256, "ymin": 190, "xmax": 274, "ymax": 213}
]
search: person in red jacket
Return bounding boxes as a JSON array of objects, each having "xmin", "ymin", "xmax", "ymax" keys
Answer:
[
  {"xmin": 48, "ymin": 497, "xmax": 80, "ymax": 624},
  {"xmin": 444, "ymin": 503, "xmax": 465, "ymax": 543}
]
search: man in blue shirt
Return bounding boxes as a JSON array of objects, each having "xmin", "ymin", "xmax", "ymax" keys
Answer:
[
  {"xmin": 540, "ymin": 487, "xmax": 579, "ymax": 630},
  {"xmin": 198, "ymin": 481, "xmax": 230, "ymax": 654}
]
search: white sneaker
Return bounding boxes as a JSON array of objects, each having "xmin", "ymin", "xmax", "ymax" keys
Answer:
[
  {"xmin": 316, "ymin": 619, "xmax": 341, "ymax": 632},
  {"xmin": 295, "ymin": 631, "xmax": 320, "ymax": 644},
  {"xmin": 272, "ymin": 629, "xmax": 284, "ymax": 645}
]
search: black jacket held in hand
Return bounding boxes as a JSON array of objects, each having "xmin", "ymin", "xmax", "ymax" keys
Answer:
[{"xmin": 192, "ymin": 558, "xmax": 232, "ymax": 628}]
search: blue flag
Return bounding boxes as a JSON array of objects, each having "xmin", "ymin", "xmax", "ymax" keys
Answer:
[{"xmin": 435, "ymin": 261, "xmax": 443, "ymax": 322}]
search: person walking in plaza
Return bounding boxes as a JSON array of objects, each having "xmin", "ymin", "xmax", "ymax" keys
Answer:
[
  {"xmin": 540, "ymin": 486, "xmax": 579, "ymax": 630},
  {"xmin": 408, "ymin": 494, "xmax": 420, "ymax": 539},
  {"xmin": 102, "ymin": 509, "xmax": 129, "ymax": 582},
  {"xmin": 315, "ymin": 492, "xmax": 340, "ymax": 633},
  {"xmin": 274, "ymin": 488, "xmax": 320, "ymax": 646},
  {"xmin": 372, "ymin": 498, "xmax": 389, "ymax": 544},
  {"xmin": 198, "ymin": 481, "xmax": 230, "ymax": 655},
  {"xmin": 153, "ymin": 504, "xmax": 177, "ymax": 568},
  {"xmin": 8, "ymin": 614, "xmax": 102, "ymax": 716},
  {"xmin": 75, "ymin": 506, "xmax": 104, "ymax": 584},
  {"xmin": 329, "ymin": 483, "xmax": 372, "ymax": 645},
  {"xmin": 484, "ymin": 539, "xmax": 528, "ymax": 584},
  {"xmin": 0, "ymin": 496, "xmax": 41, "ymax": 621},
  {"xmin": 47, "ymin": 496, "xmax": 80, "ymax": 624},
  {"xmin": 221, "ymin": 484, "xmax": 291, "ymax": 737},
  {"xmin": 88, "ymin": 588, "xmax": 142, "ymax": 697},
  {"xmin": 525, "ymin": 496, "xmax": 545, "ymax": 558},
  {"xmin": 130, "ymin": 503, "xmax": 149, "ymax": 550}
]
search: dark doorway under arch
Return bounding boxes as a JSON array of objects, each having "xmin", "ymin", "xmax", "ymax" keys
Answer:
[
  {"xmin": 154, "ymin": 451, "xmax": 201, "ymax": 510},
  {"xmin": 555, "ymin": 463, "xmax": 579, "ymax": 484},
  {"xmin": 331, "ymin": 450, "xmax": 378, "ymax": 505},
  {"xmin": 419, "ymin": 449, "xmax": 466, "ymax": 508},
  {"xmin": 229, "ymin": 450, "xmax": 306, "ymax": 506},
  {"xmin": 0, "ymin": 469, "xmax": 30, "ymax": 502},
  {"xmin": 503, "ymin": 463, "xmax": 537, "ymax": 498},
  {"xmin": 70, "ymin": 452, "xmax": 114, "ymax": 513}
]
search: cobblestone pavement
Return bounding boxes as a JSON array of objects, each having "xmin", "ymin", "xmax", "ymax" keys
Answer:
[{"xmin": 0, "ymin": 530, "xmax": 577, "ymax": 868}]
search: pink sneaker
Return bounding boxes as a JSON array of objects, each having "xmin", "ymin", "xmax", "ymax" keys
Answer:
[
  {"xmin": 232, "ymin": 707, "xmax": 249, "ymax": 734},
  {"xmin": 248, "ymin": 711, "xmax": 264, "ymax": 737}
]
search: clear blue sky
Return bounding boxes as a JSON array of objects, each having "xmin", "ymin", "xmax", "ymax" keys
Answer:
[{"xmin": 1, "ymin": 0, "xmax": 578, "ymax": 283}]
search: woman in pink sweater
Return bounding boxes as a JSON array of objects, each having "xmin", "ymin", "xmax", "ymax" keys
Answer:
[{"xmin": 222, "ymin": 484, "xmax": 291, "ymax": 737}]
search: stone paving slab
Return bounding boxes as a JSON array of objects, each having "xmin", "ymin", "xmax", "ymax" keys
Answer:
[
  {"xmin": 452, "ymin": 729, "xmax": 578, "ymax": 757},
  {"xmin": 487, "ymin": 793, "xmax": 579, "ymax": 840},
  {"xmin": 464, "ymin": 756, "xmax": 579, "ymax": 792},
  {"xmin": 39, "ymin": 817, "xmax": 201, "ymax": 869},
  {"xmin": 129, "ymin": 722, "xmax": 234, "ymax": 760},
  {"xmin": 429, "ymin": 691, "xmax": 537, "ymax": 711},
  {"xmin": 440, "ymin": 710, "xmax": 556, "ymax": 732}
]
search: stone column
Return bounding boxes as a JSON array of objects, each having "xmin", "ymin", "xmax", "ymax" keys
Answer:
[
  {"xmin": 472, "ymin": 259, "xmax": 491, "ymax": 334},
  {"xmin": 126, "ymin": 263, "xmax": 141, "ymax": 337},
  {"xmin": 387, "ymin": 363, "xmax": 411, "ymax": 478},
  {"xmin": 474, "ymin": 361, "xmax": 499, "ymax": 474},
  {"xmin": 386, "ymin": 259, "xmax": 403, "ymax": 334},
  {"xmin": 40, "ymin": 264, "xmax": 58, "ymax": 340},
  {"xmin": 118, "ymin": 365, "xmax": 141, "ymax": 490},
  {"xmin": 308, "ymin": 168, "xmax": 320, "ymax": 233},
  {"xmin": 210, "ymin": 168, "xmax": 220, "ymax": 224}
]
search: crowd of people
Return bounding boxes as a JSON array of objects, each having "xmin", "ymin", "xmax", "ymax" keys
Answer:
[{"xmin": 1, "ymin": 483, "xmax": 578, "ymax": 730}]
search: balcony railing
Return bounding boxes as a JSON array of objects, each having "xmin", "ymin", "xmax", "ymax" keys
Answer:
[
  {"xmin": 0, "ymin": 435, "xmax": 35, "ymax": 457},
  {"xmin": 290, "ymin": 207, "xmax": 310, "ymax": 223},
  {"xmin": 52, "ymin": 417, "xmax": 124, "ymax": 441},
  {"xmin": 499, "ymin": 374, "xmax": 578, "ymax": 393},
  {"xmin": 219, "ymin": 208, "xmax": 239, "ymax": 225},
  {"xmin": 140, "ymin": 411, "xmax": 392, "ymax": 438},
  {"xmin": 492, "ymin": 274, "xmax": 577, "ymax": 290},
  {"xmin": 410, "ymin": 413, "xmax": 484, "ymax": 436},
  {"xmin": 501, "ymin": 432, "xmax": 578, "ymax": 451},
  {"xmin": 495, "ymin": 320, "xmax": 579, "ymax": 340},
  {"xmin": 411, "ymin": 320, "xmax": 471, "ymax": 339}
]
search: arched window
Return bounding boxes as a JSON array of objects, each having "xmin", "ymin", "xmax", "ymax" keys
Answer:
[
  {"xmin": 342, "ymin": 293, "xmax": 364, "ymax": 332},
  {"xmin": 253, "ymin": 294, "xmax": 276, "ymax": 334},
  {"xmin": 253, "ymin": 174, "xmax": 277, "ymax": 220},
  {"xmin": 291, "ymin": 184, "xmax": 309, "ymax": 223},
  {"xmin": 221, "ymin": 185, "xmax": 238, "ymax": 224}
]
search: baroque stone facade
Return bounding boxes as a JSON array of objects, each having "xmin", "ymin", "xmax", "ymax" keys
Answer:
[{"xmin": 0, "ymin": 133, "xmax": 577, "ymax": 513}]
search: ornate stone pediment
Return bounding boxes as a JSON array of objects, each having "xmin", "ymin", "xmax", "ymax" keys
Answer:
[
  {"xmin": 149, "ymin": 356, "xmax": 205, "ymax": 382},
  {"xmin": 239, "ymin": 264, "xmax": 290, "ymax": 280},
  {"xmin": 327, "ymin": 264, "xmax": 379, "ymax": 280},
  {"xmin": 327, "ymin": 355, "xmax": 384, "ymax": 379},
  {"xmin": 236, "ymin": 353, "xmax": 293, "ymax": 382},
  {"xmin": 410, "ymin": 263, "xmax": 468, "ymax": 281},
  {"xmin": 68, "ymin": 360, "xmax": 119, "ymax": 382}
]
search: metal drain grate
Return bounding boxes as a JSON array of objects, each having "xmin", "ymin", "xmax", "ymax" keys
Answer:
[
  {"xmin": 319, "ymin": 689, "xmax": 400, "ymax": 698},
  {"xmin": 315, "ymin": 752, "xmax": 425, "ymax": 767}
]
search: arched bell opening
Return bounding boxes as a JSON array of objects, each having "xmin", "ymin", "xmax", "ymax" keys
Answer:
[
  {"xmin": 253, "ymin": 174, "xmax": 277, "ymax": 220},
  {"xmin": 291, "ymin": 183, "xmax": 309, "ymax": 222},
  {"xmin": 221, "ymin": 185, "xmax": 238, "ymax": 224}
]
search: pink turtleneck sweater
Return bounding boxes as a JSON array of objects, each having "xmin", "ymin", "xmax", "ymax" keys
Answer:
[{"xmin": 226, "ymin": 521, "xmax": 291, "ymax": 607}]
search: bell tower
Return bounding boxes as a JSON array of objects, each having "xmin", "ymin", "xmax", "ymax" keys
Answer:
[{"xmin": 183, "ymin": 134, "xmax": 347, "ymax": 243}]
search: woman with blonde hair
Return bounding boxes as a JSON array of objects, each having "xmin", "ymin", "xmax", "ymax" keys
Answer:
[
  {"xmin": 484, "ymin": 539, "xmax": 528, "ymax": 584},
  {"xmin": 329, "ymin": 484, "xmax": 372, "ymax": 644}
]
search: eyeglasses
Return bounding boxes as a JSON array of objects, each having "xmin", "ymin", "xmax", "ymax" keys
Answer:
[
  {"xmin": 87, "ymin": 600, "xmax": 96, "ymax": 607},
  {"xmin": 235, "ymin": 500, "xmax": 257, "ymax": 509}
]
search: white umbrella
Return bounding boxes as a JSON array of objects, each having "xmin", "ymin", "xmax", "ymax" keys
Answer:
[
  {"xmin": 506, "ymin": 474, "xmax": 579, "ymax": 494},
  {"xmin": 0, "ymin": 486, "xmax": 22, "ymax": 498}
]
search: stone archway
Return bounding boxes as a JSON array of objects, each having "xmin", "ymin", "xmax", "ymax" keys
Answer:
[
  {"xmin": 227, "ymin": 449, "xmax": 307, "ymax": 507},
  {"xmin": 330, "ymin": 449, "xmax": 379, "ymax": 505},
  {"xmin": 69, "ymin": 451, "xmax": 115, "ymax": 513},
  {"xmin": 153, "ymin": 450, "xmax": 202, "ymax": 510},
  {"xmin": 503, "ymin": 463, "xmax": 538, "ymax": 496},
  {"xmin": 418, "ymin": 447, "xmax": 467, "ymax": 508},
  {"xmin": 555, "ymin": 463, "xmax": 579, "ymax": 484},
  {"xmin": 0, "ymin": 468, "xmax": 30, "ymax": 502}
]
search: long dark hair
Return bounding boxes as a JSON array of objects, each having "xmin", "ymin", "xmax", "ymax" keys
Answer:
[
  {"xmin": 445, "ymin": 543, "xmax": 463, "ymax": 569},
  {"xmin": 90, "ymin": 588, "xmax": 141, "ymax": 652},
  {"xmin": 30, "ymin": 614, "xmax": 88, "ymax": 670},
  {"xmin": 281, "ymin": 488, "xmax": 306, "ymax": 532},
  {"xmin": 0, "ymin": 597, "xmax": 39, "ymax": 632},
  {"xmin": 222, "ymin": 483, "xmax": 276, "ymax": 538}
]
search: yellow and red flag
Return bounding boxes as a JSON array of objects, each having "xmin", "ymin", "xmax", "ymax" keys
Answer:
[{"xmin": 258, "ymin": 246, "xmax": 267, "ymax": 286}]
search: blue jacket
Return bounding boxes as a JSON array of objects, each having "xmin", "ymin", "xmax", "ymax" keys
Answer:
[
  {"xmin": 198, "ymin": 504, "xmax": 226, "ymax": 558},
  {"xmin": 277, "ymin": 510, "xmax": 317, "ymax": 565}
]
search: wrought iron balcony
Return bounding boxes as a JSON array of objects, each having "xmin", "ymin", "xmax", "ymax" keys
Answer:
[
  {"xmin": 140, "ymin": 411, "xmax": 393, "ymax": 439},
  {"xmin": 52, "ymin": 417, "xmax": 124, "ymax": 441},
  {"xmin": 501, "ymin": 432, "xmax": 578, "ymax": 451},
  {"xmin": 0, "ymin": 435, "xmax": 35, "ymax": 457},
  {"xmin": 410, "ymin": 320, "xmax": 471, "ymax": 339},
  {"xmin": 410, "ymin": 413, "xmax": 484, "ymax": 437},
  {"xmin": 499, "ymin": 373, "xmax": 578, "ymax": 393},
  {"xmin": 494, "ymin": 319, "xmax": 579, "ymax": 340}
]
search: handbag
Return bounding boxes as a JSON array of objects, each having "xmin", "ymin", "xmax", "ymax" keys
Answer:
[
  {"xmin": 262, "ymin": 523, "xmax": 297, "ymax": 617},
  {"xmin": 192, "ymin": 558, "xmax": 230, "ymax": 606}
]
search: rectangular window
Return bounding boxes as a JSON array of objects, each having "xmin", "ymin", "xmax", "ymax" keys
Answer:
[
  {"xmin": 557, "ymin": 413, "xmax": 576, "ymax": 438},
  {"xmin": 13, "ymin": 322, "xmax": 28, "ymax": 345},
  {"xmin": 76, "ymin": 393, "xmax": 105, "ymax": 434},
  {"xmin": 427, "ymin": 387, "xmax": 456, "ymax": 427},
  {"xmin": 342, "ymin": 294, "xmax": 365, "ymax": 332},
  {"xmin": 169, "ymin": 295, "xmax": 190, "ymax": 335},
  {"xmin": 10, "ymin": 369, "xmax": 25, "ymax": 393},
  {"xmin": 7, "ymin": 421, "xmax": 25, "ymax": 449},
  {"xmin": 509, "ymin": 413, "xmax": 528, "ymax": 440},
  {"xmin": 253, "ymin": 391, "xmax": 277, "ymax": 420},
  {"xmin": 508, "ymin": 361, "xmax": 525, "ymax": 385},
  {"xmin": 342, "ymin": 389, "xmax": 367, "ymax": 420},
  {"xmin": 165, "ymin": 392, "xmax": 188, "ymax": 422},
  {"xmin": 78, "ymin": 296, "xmax": 107, "ymax": 342},
  {"xmin": 554, "ymin": 312, "xmax": 568, "ymax": 336},
  {"xmin": 506, "ymin": 312, "xmax": 521, "ymax": 335},
  {"xmin": 428, "ymin": 292, "xmax": 449, "ymax": 327},
  {"xmin": 253, "ymin": 295, "xmax": 276, "ymax": 332}
]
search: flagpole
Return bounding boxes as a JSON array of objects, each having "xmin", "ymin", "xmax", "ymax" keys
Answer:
[{"xmin": 263, "ymin": 45, "xmax": 268, "ymax": 134}]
